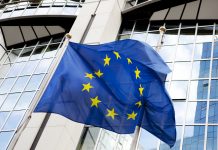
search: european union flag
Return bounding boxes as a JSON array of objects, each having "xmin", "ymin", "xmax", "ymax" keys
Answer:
[{"xmin": 34, "ymin": 39, "xmax": 176, "ymax": 147}]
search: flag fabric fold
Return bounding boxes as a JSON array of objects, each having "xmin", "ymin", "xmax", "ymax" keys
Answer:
[{"xmin": 34, "ymin": 39, "xmax": 176, "ymax": 147}]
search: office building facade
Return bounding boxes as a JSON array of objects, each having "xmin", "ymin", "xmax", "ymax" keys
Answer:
[{"xmin": 0, "ymin": 0, "xmax": 218, "ymax": 149}]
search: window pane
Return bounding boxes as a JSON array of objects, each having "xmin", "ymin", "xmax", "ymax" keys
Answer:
[
  {"xmin": 1, "ymin": 93, "xmax": 21, "ymax": 111},
  {"xmin": 15, "ymin": 91, "xmax": 36, "ymax": 109},
  {"xmin": 43, "ymin": 43, "xmax": 59, "ymax": 58},
  {"xmin": 20, "ymin": 60, "xmax": 39, "ymax": 75},
  {"xmin": 208, "ymin": 102, "xmax": 218, "ymax": 123},
  {"xmin": 25, "ymin": 74, "xmax": 44, "ymax": 91},
  {"xmin": 0, "ymin": 94, "xmax": 6, "ymax": 107},
  {"xmin": 172, "ymin": 62, "xmax": 191, "ymax": 80},
  {"xmin": 34, "ymin": 58, "xmax": 53, "ymax": 73},
  {"xmin": 0, "ymin": 64, "xmax": 11, "ymax": 78},
  {"xmin": 11, "ymin": 76, "xmax": 30, "ymax": 92},
  {"xmin": 30, "ymin": 45, "xmax": 47, "ymax": 60},
  {"xmin": 137, "ymin": 129, "xmax": 158, "ymax": 150},
  {"xmin": 7, "ymin": 62, "xmax": 26, "ymax": 77},
  {"xmin": 170, "ymin": 81, "xmax": 188, "ymax": 99},
  {"xmin": 175, "ymin": 44, "xmax": 193, "ymax": 61},
  {"xmin": 213, "ymin": 42, "xmax": 218, "ymax": 58},
  {"xmin": 158, "ymin": 46, "xmax": 176, "ymax": 62},
  {"xmin": 212, "ymin": 60, "xmax": 218, "ymax": 78},
  {"xmin": 194, "ymin": 43, "xmax": 212, "ymax": 59},
  {"xmin": 0, "ymin": 78, "xmax": 16, "ymax": 94},
  {"xmin": 210, "ymin": 80, "xmax": 218, "ymax": 99},
  {"xmin": 0, "ymin": 111, "xmax": 9, "ymax": 128},
  {"xmin": 132, "ymin": 33, "xmax": 146, "ymax": 42},
  {"xmin": 173, "ymin": 102, "xmax": 186, "ymax": 124},
  {"xmin": 3, "ymin": 110, "xmax": 26, "ymax": 130},
  {"xmin": 196, "ymin": 26, "xmax": 213, "ymax": 43},
  {"xmin": 207, "ymin": 126, "xmax": 218, "ymax": 150},
  {"xmin": 192, "ymin": 61, "xmax": 210, "ymax": 79},
  {"xmin": 183, "ymin": 126, "xmax": 205, "ymax": 150},
  {"xmin": 146, "ymin": 31, "xmax": 159, "ymax": 46},
  {"xmin": 186, "ymin": 102, "xmax": 207, "ymax": 124},
  {"xmin": 189, "ymin": 80, "xmax": 209, "ymax": 100},
  {"xmin": 0, "ymin": 131, "xmax": 14, "ymax": 150},
  {"xmin": 179, "ymin": 28, "xmax": 196, "ymax": 44},
  {"xmin": 163, "ymin": 29, "xmax": 178, "ymax": 45},
  {"xmin": 159, "ymin": 126, "xmax": 182, "ymax": 150}
]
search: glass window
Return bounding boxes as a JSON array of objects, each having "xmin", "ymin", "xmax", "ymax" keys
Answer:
[
  {"xmin": 170, "ymin": 81, "xmax": 188, "ymax": 99},
  {"xmin": 11, "ymin": 76, "xmax": 30, "ymax": 92},
  {"xmin": 120, "ymin": 21, "xmax": 134, "ymax": 34},
  {"xmin": 146, "ymin": 31, "xmax": 159, "ymax": 46},
  {"xmin": 0, "ymin": 131, "xmax": 14, "ymax": 150},
  {"xmin": 208, "ymin": 102, "xmax": 218, "ymax": 123},
  {"xmin": 192, "ymin": 60, "xmax": 210, "ymax": 79},
  {"xmin": 163, "ymin": 29, "xmax": 178, "ymax": 45},
  {"xmin": 25, "ymin": 74, "xmax": 44, "ymax": 91},
  {"xmin": 207, "ymin": 126, "xmax": 218, "ymax": 150},
  {"xmin": 196, "ymin": 26, "xmax": 213, "ymax": 43},
  {"xmin": 3, "ymin": 110, "xmax": 26, "ymax": 130},
  {"xmin": 15, "ymin": 91, "xmax": 36, "ymax": 109},
  {"xmin": 173, "ymin": 102, "xmax": 186, "ymax": 124},
  {"xmin": 137, "ymin": 129, "xmax": 159, "ymax": 150},
  {"xmin": 175, "ymin": 44, "xmax": 193, "ymax": 61},
  {"xmin": 210, "ymin": 80, "xmax": 218, "ymax": 99},
  {"xmin": 159, "ymin": 126, "xmax": 182, "ymax": 150},
  {"xmin": 213, "ymin": 41, "xmax": 218, "ymax": 58},
  {"xmin": 35, "ymin": 58, "xmax": 53, "ymax": 74},
  {"xmin": 186, "ymin": 102, "xmax": 207, "ymax": 124},
  {"xmin": 194, "ymin": 43, "xmax": 212, "ymax": 60},
  {"xmin": 134, "ymin": 20, "xmax": 148, "ymax": 33},
  {"xmin": 172, "ymin": 62, "xmax": 191, "ymax": 80},
  {"xmin": 0, "ymin": 64, "xmax": 11, "ymax": 78},
  {"xmin": 20, "ymin": 60, "xmax": 39, "ymax": 75},
  {"xmin": 189, "ymin": 80, "xmax": 209, "ymax": 100},
  {"xmin": 1, "ymin": 93, "xmax": 21, "ymax": 111},
  {"xmin": 0, "ymin": 94, "xmax": 6, "ymax": 107},
  {"xmin": 0, "ymin": 111, "xmax": 9, "ymax": 128},
  {"xmin": 30, "ymin": 45, "xmax": 47, "ymax": 60},
  {"xmin": 118, "ymin": 34, "xmax": 131, "ymax": 40},
  {"xmin": 183, "ymin": 126, "xmax": 205, "ymax": 150},
  {"xmin": 43, "ymin": 43, "xmax": 59, "ymax": 58},
  {"xmin": 212, "ymin": 60, "xmax": 218, "ymax": 78},
  {"xmin": 7, "ymin": 62, "xmax": 26, "ymax": 77},
  {"xmin": 158, "ymin": 46, "xmax": 176, "ymax": 62},
  {"xmin": 179, "ymin": 28, "xmax": 196, "ymax": 44},
  {"xmin": 0, "ymin": 78, "xmax": 16, "ymax": 94},
  {"xmin": 131, "ymin": 33, "xmax": 146, "ymax": 42}
]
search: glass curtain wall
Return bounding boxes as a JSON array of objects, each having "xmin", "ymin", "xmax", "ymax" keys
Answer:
[{"xmin": 0, "ymin": 37, "xmax": 64, "ymax": 150}]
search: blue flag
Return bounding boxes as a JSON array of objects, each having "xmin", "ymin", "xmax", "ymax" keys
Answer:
[{"xmin": 34, "ymin": 39, "xmax": 176, "ymax": 147}]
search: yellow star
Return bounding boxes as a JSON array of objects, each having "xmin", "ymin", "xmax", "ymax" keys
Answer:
[
  {"xmin": 95, "ymin": 70, "xmax": 103, "ymax": 78},
  {"xmin": 127, "ymin": 111, "xmax": 137, "ymax": 120},
  {"xmin": 106, "ymin": 108, "xmax": 118, "ymax": 120},
  {"xmin": 113, "ymin": 51, "xmax": 121, "ymax": 59},
  {"xmin": 90, "ymin": 96, "xmax": 101, "ymax": 108},
  {"xmin": 135, "ymin": 67, "xmax": 140, "ymax": 79},
  {"xmin": 127, "ymin": 58, "xmax": 132, "ymax": 64},
  {"xmin": 85, "ymin": 73, "xmax": 95, "ymax": 80},
  {"xmin": 104, "ymin": 55, "xmax": 111, "ymax": 66},
  {"xmin": 139, "ymin": 84, "xmax": 144, "ymax": 96},
  {"xmin": 82, "ymin": 83, "xmax": 93, "ymax": 92},
  {"xmin": 135, "ymin": 101, "xmax": 142, "ymax": 108}
]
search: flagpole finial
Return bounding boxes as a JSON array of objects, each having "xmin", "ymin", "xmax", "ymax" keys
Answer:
[{"xmin": 66, "ymin": 33, "xmax": 72, "ymax": 39}]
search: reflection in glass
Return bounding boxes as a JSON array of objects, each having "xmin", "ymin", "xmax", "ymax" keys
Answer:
[
  {"xmin": 175, "ymin": 44, "xmax": 193, "ymax": 61},
  {"xmin": 7, "ymin": 62, "xmax": 26, "ymax": 77},
  {"xmin": 158, "ymin": 46, "xmax": 176, "ymax": 62},
  {"xmin": 172, "ymin": 62, "xmax": 191, "ymax": 80},
  {"xmin": 146, "ymin": 31, "xmax": 159, "ymax": 46},
  {"xmin": 25, "ymin": 74, "xmax": 45, "ymax": 91},
  {"xmin": 183, "ymin": 126, "xmax": 204, "ymax": 150},
  {"xmin": 20, "ymin": 60, "xmax": 39, "ymax": 75},
  {"xmin": 43, "ymin": 43, "xmax": 59, "ymax": 58},
  {"xmin": 170, "ymin": 81, "xmax": 188, "ymax": 99},
  {"xmin": 0, "ymin": 78, "xmax": 16, "ymax": 94},
  {"xmin": 189, "ymin": 80, "xmax": 208, "ymax": 100},
  {"xmin": 213, "ymin": 41, "xmax": 218, "ymax": 58},
  {"xmin": 194, "ymin": 43, "xmax": 212, "ymax": 59},
  {"xmin": 212, "ymin": 60, "xmax": 218, "ymax": 78},
  {"xmin": 163, "ymin": 30, "xmax": 178, "ymax": 45},
  {"xmin": 210, "ymin": 80, "xmax": 218, "ymax": 99},
  {"xmin": 11, "ymin": 76, "xmax": 30, "ymax": 92},
  {"xmin": 0, "ymin": 94, "xmax": 6, "ymax": 107},
  {"xmin": 137, "ymin": 129, "xmax": 158, "ymax": 150},
  {"xmin": 1, "ymin": 93, "xmax": 21, "ymax": 111},
  {"xmin": 192, "ymin": 61, "xmax": 210, "ymax": 79},
  {"xmin": 0, "ymin": 131, "xmax": 14, "ymax": 150},
  {"xmin": 0, "ymin": 64, "xmax": 11, "ymax": 78},
  {"xmin": 30, "ymin": 45, "xmax": 47, "ymax": 60},
  {"xmin": 208, "ymin": 102, "xmax": 218, "ymax": 123},
  {"xmin": 173, "ymin": 102, "xmax": 186, "ymax": 124},
  {"xmin": 35, "ymin": 58, "xmax": 53, "ymax": 73},
  {"xmin": 186, "ymin": 102, "xmax": 207, "ymax": 124},
  {"xmin": 0, "ymin": 111, "xmax": 9, "ymax": 128},
  {"xmin": 179, "ymin": 28, "xmax": 196, "ymax": 44},
  {"xmin": 159, "ymin": 126, "xmax": 182, "ymax": 150},
  {"xmin": 3, "ymin": 110, "xmax": 26, "ymax": 130},
  {"xmin": 207, "ymin": 126, "xmax": 218, "ymax": 150},
  {"xmin": 15, "ymin": 91, "xmax": 36, "ymax": 110}
]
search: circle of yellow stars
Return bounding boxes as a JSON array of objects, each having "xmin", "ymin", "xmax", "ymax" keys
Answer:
[{"xmin": 81, "ymin": 51, "xmax": 144, "ymax": 121}]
